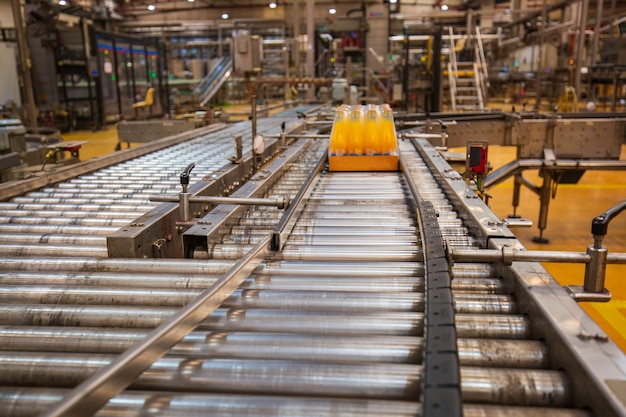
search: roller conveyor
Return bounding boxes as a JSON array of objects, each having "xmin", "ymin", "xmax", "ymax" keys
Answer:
[
  {"xmin": 0, "ymin": 110, "xmax": 623, "ymax": 417},
  {"xmin": 0, "ymin": 118, "xmax": 290, "ymax": 258}
]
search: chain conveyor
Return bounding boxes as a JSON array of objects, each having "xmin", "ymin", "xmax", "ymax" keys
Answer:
[{"xmin": 0, "ymin": 109, "xmax": 624, "ymax": 417}]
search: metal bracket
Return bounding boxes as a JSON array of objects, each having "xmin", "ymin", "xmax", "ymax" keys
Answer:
[{"xmin": 565, "ymin": 285, "xmax": 612, "ymax": 302}]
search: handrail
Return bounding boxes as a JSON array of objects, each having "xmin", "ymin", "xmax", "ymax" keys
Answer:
[
  {"xmin": 476, "ymin": 27, "xmax": 490, "ymax": 90},
  {"xmin": 271, "ymin": 152, "xmax": 327, "ymax": 251},
  {"xmin": 448, "ymin": 62, "xmax": 457, "ymax": 111},
  {"xmin": 448, "ymin": 26, "xmax": 458, "ymax": 74},
  {"xmin": 39, "ymin": 234, "xmax": 271, "ymax": 417}
]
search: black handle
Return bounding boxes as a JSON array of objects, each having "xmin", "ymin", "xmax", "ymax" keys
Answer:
[
  {"xmin": 591, "ymin": 200, "xmax": 626, "ymax": 236},
  {"xmin": 180, "ymin": 163, "xmax": 196, "ymax": 186}
]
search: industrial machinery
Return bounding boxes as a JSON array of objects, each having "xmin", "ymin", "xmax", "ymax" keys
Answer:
[
  {"xmin": 398, "ymin": 110, "xmax": 626, "ymax": 241},
  {"xmin": 0, "ymin": 106, "xmax": 625, "ymax": 417}
]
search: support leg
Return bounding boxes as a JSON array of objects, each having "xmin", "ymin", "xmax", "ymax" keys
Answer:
[
  {"xmin": 509, "ymin": 174, "xmax": 522, "ymax": 218},
  {"xmin": 532, "ymin": 172, "xmax": 553, "ymax": 244}
]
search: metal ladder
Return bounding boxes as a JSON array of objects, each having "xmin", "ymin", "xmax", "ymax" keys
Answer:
[{"xmin": 447, "ymin": 27, "xmax": 487, "ymax": 111}]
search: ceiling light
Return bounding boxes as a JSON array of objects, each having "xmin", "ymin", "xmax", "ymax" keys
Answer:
[
  {"xmin": 389, "ymin": 0, "xmax": 397, "ymax": 3},
  {"xmin": 329, "ymin": 7, "xmax": 336, "ymax": 14},
  {"xmin": 58, "ymin": 0, "xmax": 67, "ymax": 5},
  {"xmin": 221, "ymin": 12, "xmax": 229, "ymax": 19},
  {"xmin": 440, "ymin": 4, "xmax": 448, "ymax": 10},
  {"xmin": 147, "ymin": 4, "xmax": 156, "ymax": 10},
  {"xmin": 269, "ymin": 1, "xmax": 277, "ymax": 8},
  {"xmin": 188, "ymin": 0, "xmax": 195, "ymax": 3}
]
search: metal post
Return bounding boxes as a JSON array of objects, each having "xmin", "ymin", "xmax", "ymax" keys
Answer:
[
  {"xmin": 251, "ymin": 94, "xmax": 258, "ymax": 172},
  {"xmin": 574, "ymin": 0, "xmax": 589, "ymax": 100},
  {"xmin": 584, "ymin": 235, "xmax": 608, "ymax": 293},
  {"xmin": 432, "ymin": 28, "xmax": 442, "ymax": 113},
  {"xmin": 306, "ymin": 0, "xmax": 315, "ymax": 101},
  {"xmin": 511, "ymin": 174, "xmax": 522, "ymax": 217},
  {"xmin": 532, "ymin": 171, "xmax": 553, "ymax": 243},
  {"xmin": 111, "ymin": 37, "xmax": 122, "ymax": 118},
  {"xmin": 534, "ymin": 0, "xmax": 547, "ymax": 110},
  {"xmin": 590, "ymin": 0, "xmax": 603, "ymax": 70},
  {"xmin": 293, "ymin": 0, "xmax": 301, "ymax": 77},
  {"xmin": 218, "ymin": 26, "xmax": 223, "ymax": 57},
  {"xmin": 11, "ymin": 0, "xmax": 38, "ymax": 127}
]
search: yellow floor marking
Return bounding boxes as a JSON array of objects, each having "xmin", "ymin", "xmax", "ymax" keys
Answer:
[
  {"xmin": 590, "ymin": 301, "xmax": 626, "ymax": 350},
  {"xmin": 493, "ymin": 183, "xmax": 626, "ymax": 189}
]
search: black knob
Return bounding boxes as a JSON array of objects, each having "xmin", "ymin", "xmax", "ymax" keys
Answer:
[
  {"xmin": 180, "ymin": 163, "xmax": 196, "ymax": 186},
  {"xmin": 591, "ymin": 200, "xmax": 626, "ymax": 236}
]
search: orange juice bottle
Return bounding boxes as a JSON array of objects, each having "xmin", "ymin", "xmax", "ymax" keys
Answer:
[
  {"xmin": 348, "ymin": 106, "xmax": 364, "ymax": 155},
  {"xmin": 330, "ymin": 107, "xmax": 348, "ymax": 156},
  {"xmin": 380, "ymin": 105, "xmax": 398, "ymax": 155},
  {"xmin": 364, "ymin": 105, "xmax": 380, "ymax": 155}
]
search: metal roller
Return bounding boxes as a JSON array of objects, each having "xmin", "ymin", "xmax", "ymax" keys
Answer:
[
  {"xmin": 0, "ymin": 271, "xmax": 222, "ymax": 288},
  {"xmin": 275, "ymin": 245, "xmax": 423, "ymax": 262},
  {"xmin": 0, "ymin": 210, "xmax": 142, "ymax": 219},
  {"xmin": 0, "ymin": 353, "xmax": 570, "ymax": 405},
  {"xmin": 0, "ymin": 287, "xmax": 425, "ymax": 312},
  {"xmin": 0, "ymin": 305, "xmax": 425, "ymax": 334},
  {"xmin": 10, "ymin": 197, "xmax": 157, "ymax": 205},
  {"xmin": 0, "ymin": 224, "xmax": 121, "ymax": 236},
  {"xmin": 0, "ymin": 203, "xmax": 156, "ymax": 212},
  {"xmin": 0, "ymin": 257, "xmax": 235, "ymax": 274},
  {"xmin": 0, "ymin": 388, "xmax": 592, "ymax": 417},
  {"xmin": 0, "ymin": 327, "xmax": 548, "ymax": 369},
  {"xmin": 255, "ymin": 261, "xmax": 424, "ymax": 277},
  {"xmin": 0, "ymin": 244, "xmax": 108, "ymax": 258},
  {"xmin": 0, "ymin": 270, "xmax": 426, "ymax": 293},
  {"xmin": 0, "ymin": 304, "xmax": 531, "ymax": 339},
  {"xmin": 460, "ymin": 367, "xmax": 571, "ymax": 406},
  {"xmin": 0, "ymin": 353, "xmax": 422, "ymax": 399},
  {"xmin": 0, "ymin": 234, "xmax": 106, "ymax": 246},
  {"xmin": 0, "ymin": 216, "xmax": 130, "ymax": 227}
]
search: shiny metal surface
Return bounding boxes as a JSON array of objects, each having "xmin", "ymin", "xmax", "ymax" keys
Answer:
[
  {"xmin": 0, "ymin": 117, "xmax": 619, "ymax": 416},
  {"xmin": 0, "ymin": 388, "xmax": 594, "ymax": 417},
  {"xmin": 0, "ymin": 118, "xmax": 291, "ymax": 259}
]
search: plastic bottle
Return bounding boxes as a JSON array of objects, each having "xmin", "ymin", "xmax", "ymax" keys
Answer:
[
  {"xmin": 364, "ymin": 105, "xmax": 380, "ymax": 155},
  {"xmin": 348, "ymin": 106, "xmax": 364, "ymax": 155}
]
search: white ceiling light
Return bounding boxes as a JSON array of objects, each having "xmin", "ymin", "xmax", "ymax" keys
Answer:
[
  {"xmin": 329, "ymin": 7, "xmax": 337, "ymax": 14},
  {"xmin": 389, "ymin": 0, "xmax": 397, "ymax": 3},
  {"xmin": 147, "ymin": 4, "xmax": 156, "ymax": 10},
  {"xmin": 221, "ymin": 12, "xmax": 229, "ymax": 19},
  {"xmin": 441, "ymin": 4, "xmax": 448, "ymax": 10},
  {"xmin": 188, "ymin": 0, "xmax": 195, "ymax": 3},
  {"xmin": 269, "ymin": 1, "xmax": 277, "ymax": 8},
  {"xmin": 58, "ymin": 0, "xmax": 67, "ymax": 5}
]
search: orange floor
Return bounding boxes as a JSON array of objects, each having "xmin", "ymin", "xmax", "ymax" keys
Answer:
[
  {"xmin": 62, "ymin": 116, "xmax": 626, "ymax": 353},
  {"xmin": 486, "ymin": 145, "xmax": 626, "ymax": 353}
]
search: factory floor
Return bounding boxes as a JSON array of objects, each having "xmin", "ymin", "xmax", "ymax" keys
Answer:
[{"xmin": 61, "ymin": 108, "xmax": 626, "ymax": 354}]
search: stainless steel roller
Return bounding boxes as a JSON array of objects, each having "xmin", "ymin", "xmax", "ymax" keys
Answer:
[
  {"xmin": 0, "ymin": 352, "xmax": 571, "ymax": 405},
  {"xmin": 0, "ymin": 327, "xmax": 547, "ymax": 368},
  {"xmin": 0, "ymin": 388, "xmax": 592, "ymax": 417}
]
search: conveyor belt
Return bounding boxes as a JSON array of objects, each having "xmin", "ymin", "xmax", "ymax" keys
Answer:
[
  {"xmin": 0, "ymin": 120, "xmax": 623, "ymax": 416},
  {"xmin": 0, "ymin": 119, "xmax": 289, "ymax": 258}
]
